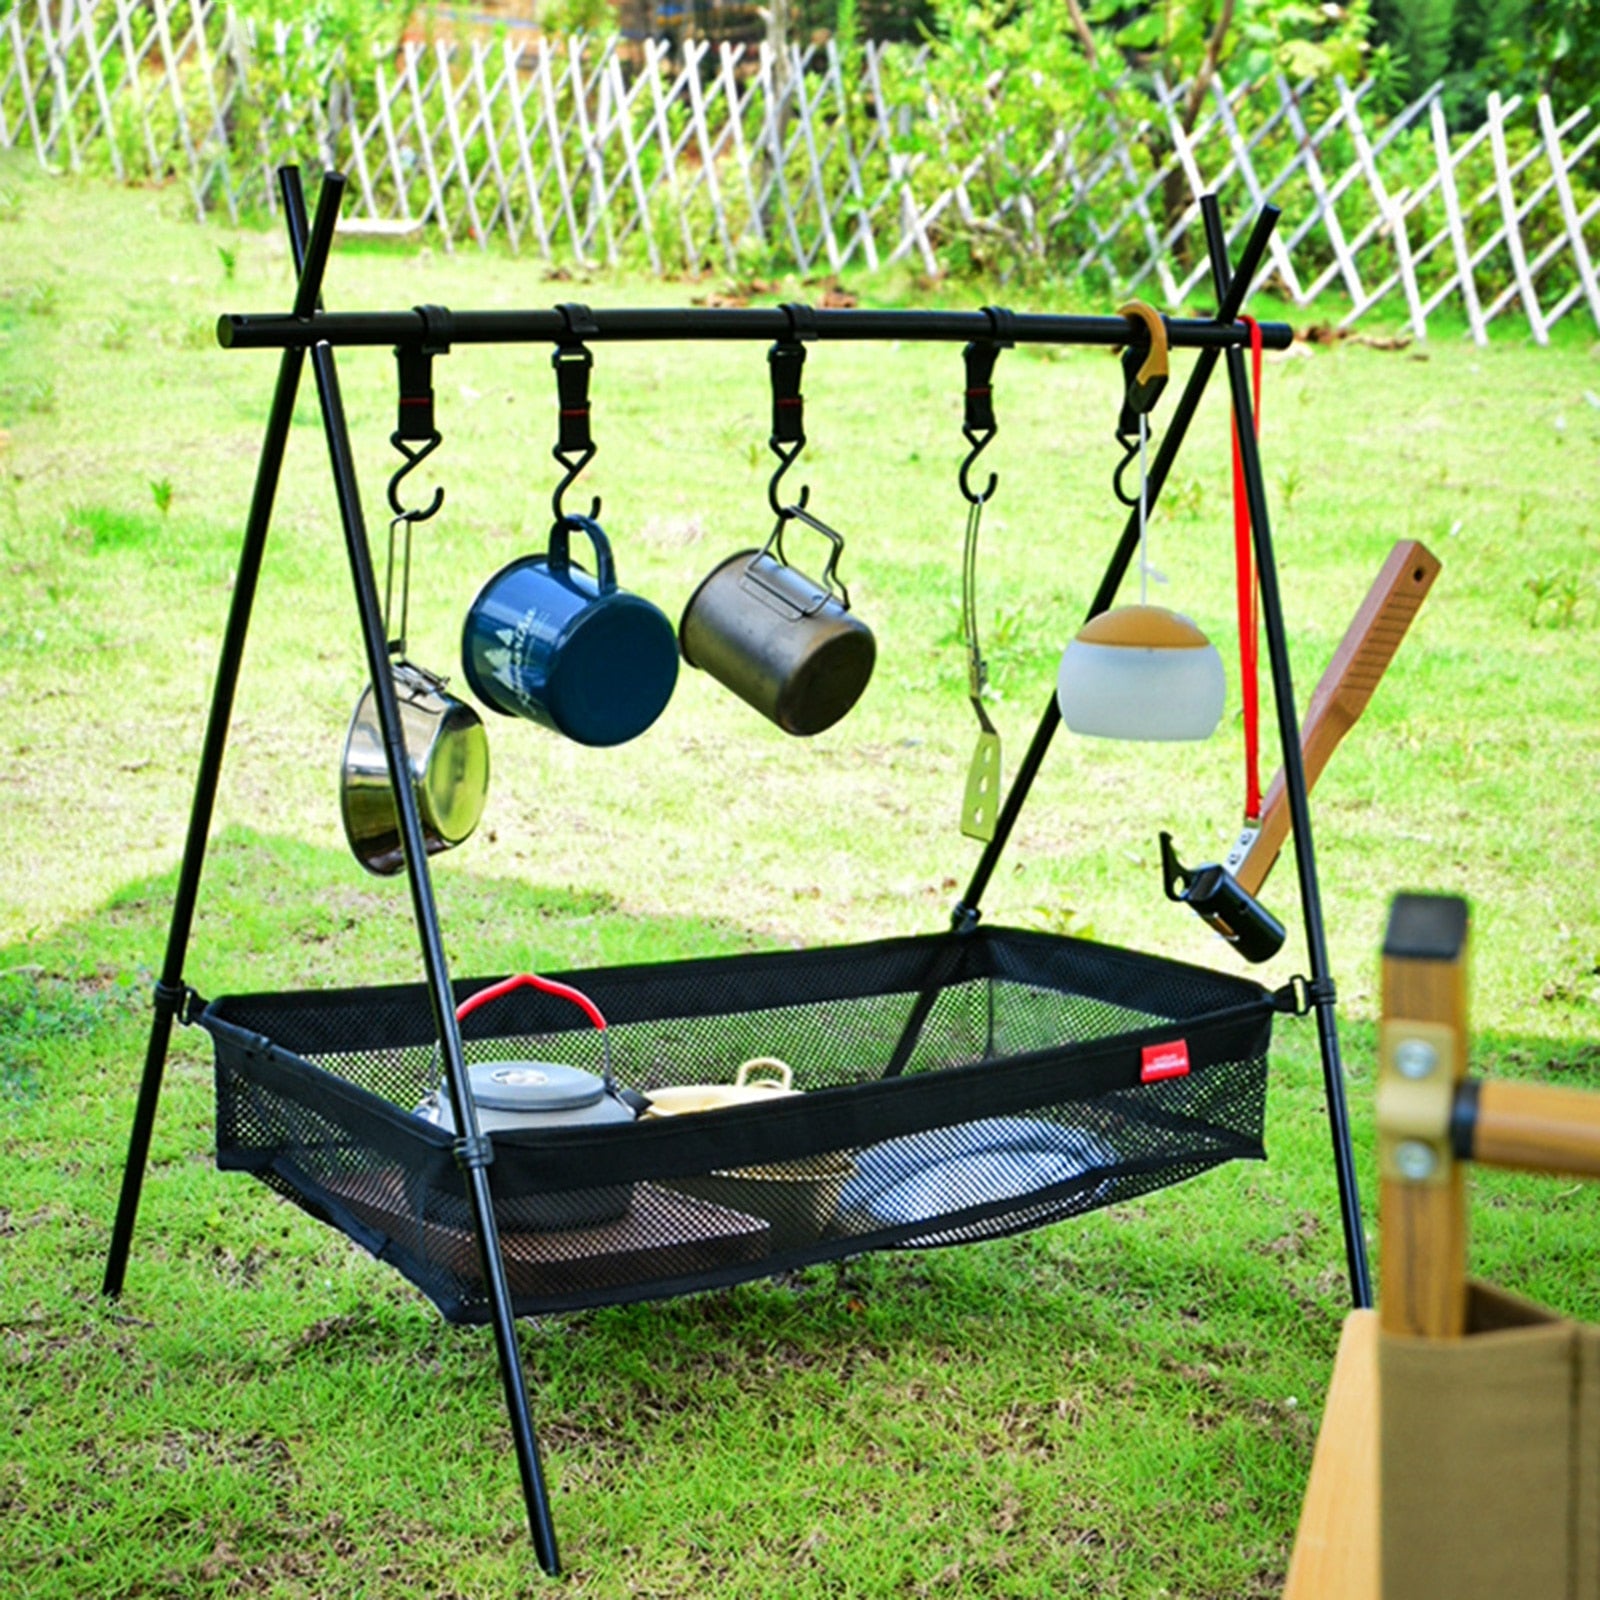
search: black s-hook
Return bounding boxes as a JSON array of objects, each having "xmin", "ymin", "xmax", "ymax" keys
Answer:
[
  {"xmin": 387, "ymin": 432, "xmax": 445, "ymax": 523},
  {"xmin": 958, "ymin": 430, "xmax": 996, "ymax": 507},
  {"xmin": 551, "ymin": 339, "xmax": 601, "ymax": 525}
]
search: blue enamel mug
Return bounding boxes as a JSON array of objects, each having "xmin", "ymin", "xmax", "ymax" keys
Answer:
[{"xmin": 461, "ymin": 515, "xmax": 678, "ymax": 747}]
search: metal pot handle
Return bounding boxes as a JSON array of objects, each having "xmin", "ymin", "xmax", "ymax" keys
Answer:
[
  {"xmin": 734, "ymin": 1057, "xmax": 793, "ymax": 1091},
  {"xmin": 454, "ymin": 971, "xmax": 614, "ymax": 1090},
  {"xmin": 545, "ymin": 513, "xmax": 617, "ymax": 594},
  {"xmin": 755, "ymin": 505, "xmax": 851, "ymax": 612}
]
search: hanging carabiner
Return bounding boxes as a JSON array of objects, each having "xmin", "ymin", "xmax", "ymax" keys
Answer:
[
  {"xmin": 1113, "ymin": 301, "xmax": 1169, "ymax": 508},
  {"xmin": 386, "ymin": 431, "xmax": 446, "ymax": 524}
]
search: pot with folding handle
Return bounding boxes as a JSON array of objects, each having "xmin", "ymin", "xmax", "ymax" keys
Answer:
[
  {"xmin": 643, "ymin": 1059, "xmax": 856, "ymax": 1251},
  {"xmin": 416, "ymin": 972, "xmax": 641, "ymax": 1228},
  {"xmin": 340, "ymin": 660, "xmax": 489, "ymax": 877},
  {"xmin": 679, "ymin": 509, "xmax": 876, "ymax": 737}
]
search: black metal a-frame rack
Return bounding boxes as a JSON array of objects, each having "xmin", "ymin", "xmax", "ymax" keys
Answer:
[{"xmin": 103, "ymin": 167, "xmax": 1371, "ymax": 1577}]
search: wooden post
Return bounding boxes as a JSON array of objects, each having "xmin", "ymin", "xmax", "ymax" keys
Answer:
[{"xmin": 1378, "ymin": 892, "xmax": 1470, "ymax": 1339}]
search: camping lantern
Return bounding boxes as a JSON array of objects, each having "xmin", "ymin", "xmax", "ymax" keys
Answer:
[{"xmin": 1056, "ymin": 603, "xmax": 1225, "ymax": 742}]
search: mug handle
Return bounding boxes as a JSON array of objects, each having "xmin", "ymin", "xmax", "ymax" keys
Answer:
[
  {"xmin": 757, "ymin": 505, "xmax": 851, "ymax": 612},
  {"xmin": 545, "ymin": 513, "xmax": 617, "ymax": 594}
]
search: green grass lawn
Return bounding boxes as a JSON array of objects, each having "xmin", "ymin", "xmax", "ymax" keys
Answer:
[{"xmin": 2, "ymin": 153, "xmax": 1598, "ymax": 1597}]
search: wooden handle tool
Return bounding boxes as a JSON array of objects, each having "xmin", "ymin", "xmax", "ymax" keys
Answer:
[{"xmin": 1226, "ymin": 539, "xmax": 1441, "ymax": 898}]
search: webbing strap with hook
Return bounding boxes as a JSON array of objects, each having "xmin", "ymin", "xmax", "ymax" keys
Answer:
[
  {"xmin": 958, "ymin": 305, "xmax": 1014, "ymax": 506},
  {"xmin": 387, "ymin": 305, "xmax": 451, "ymax": 526},
  {"xmin": 767, "ymin": 306, "xmax": 813, "ymax": 517}
]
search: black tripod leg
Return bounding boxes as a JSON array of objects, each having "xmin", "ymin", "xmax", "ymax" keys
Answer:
[
  {"xmin": 1223, "ymin": 341, "xmax": 1373, "ymax": 1311},
  {"xmin": 103, "ymin": 168, "xmax": 329, "ymax": 1299},
  {"xmin": 298, "ymin": 176, "xmax": 562, "ymax": 1574}
]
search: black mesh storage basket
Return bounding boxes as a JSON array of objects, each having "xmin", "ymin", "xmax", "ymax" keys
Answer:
[{"xmin": 202, "ymin": 927, "xmax": 1279, "ymax": 1323}]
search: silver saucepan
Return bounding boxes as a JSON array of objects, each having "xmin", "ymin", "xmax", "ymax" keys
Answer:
[{"xmin": 340, "ymin": 660, "xmax": 490, "ymax": 877}]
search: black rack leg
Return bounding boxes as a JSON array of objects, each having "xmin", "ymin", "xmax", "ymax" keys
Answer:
[
  {"xmin": 296, "ymin": 176, "xmax": 562, "ymax": 1573},
  {"xmin": 103, "ymin": 168, "xmax": 332, "ymax": 1299},
  {"xmin": 102, "ymin": 343, "xmax": 304, "ymax": 1296},
  {"xmin": 1223, "ymin": 342, "xmax": 1373, "ymax": 1311}
]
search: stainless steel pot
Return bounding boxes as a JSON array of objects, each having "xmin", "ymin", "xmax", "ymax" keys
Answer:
[{"xmin": 340, "ymin": 660, "xmax": 489, "ymax": 877}]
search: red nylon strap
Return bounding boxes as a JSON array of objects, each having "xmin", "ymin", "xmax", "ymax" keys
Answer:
[{"xmin": 1232, "ymin": 317, "xmax": 1265, "ymax": 822}]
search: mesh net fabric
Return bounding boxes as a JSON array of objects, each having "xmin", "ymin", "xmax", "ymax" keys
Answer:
[{"xmin": 205, "ymin": 927, "xmax": 1274, "ymax": 1323}]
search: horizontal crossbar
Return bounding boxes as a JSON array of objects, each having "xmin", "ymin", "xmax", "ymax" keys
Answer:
[{"xmin": 217, "ymin": 305, "xmax": 1294, "ymax": 352}]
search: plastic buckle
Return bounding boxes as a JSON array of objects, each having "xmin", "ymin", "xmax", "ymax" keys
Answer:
[
  {"xmin": 393, "ymin": 305, "xmax": 453, "ymax": 442},
  {"xmin": 1276, "ymin": 974, "xmax": 1336, "ymax": 1015},
  {"xmin": 1276, "ymin": 975, "xmax": 1312, "ymax": 1015},
  {"xmin": 552, "ymin": 342, "xmax": 594, "ymax": 456},
  {"xmin": 768, "ymin": 338, "xmax": 807, "ymax": 448}
]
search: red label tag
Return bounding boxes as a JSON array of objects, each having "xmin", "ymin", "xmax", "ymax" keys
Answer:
[{"xmin": 1141, "ymin": 1040, "xmax": 1191, "ymax": 1083}]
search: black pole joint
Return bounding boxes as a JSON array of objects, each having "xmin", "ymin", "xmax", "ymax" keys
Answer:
[
  {"xmin": 151, "ymin": 978, "xmax": 191, "ymax": 1020},
  {"xmin": 453, "ymin": 1133, "xmax": 495, "ymax": 1173}
]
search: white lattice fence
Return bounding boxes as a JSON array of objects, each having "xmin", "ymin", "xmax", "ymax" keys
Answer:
[{"xmin": 2, "ymin": 0, "xmax": 1596, "ymax": 341}]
